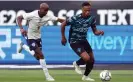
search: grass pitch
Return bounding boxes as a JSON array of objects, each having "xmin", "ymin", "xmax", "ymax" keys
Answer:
[{"xmin": 0, "ymin": 69, "xmax": 133, "ymax": 82}]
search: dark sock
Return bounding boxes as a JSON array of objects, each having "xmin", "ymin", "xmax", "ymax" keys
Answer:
[
  {"xmin": 76, "ymin": 58, "xmax": 85, "ymax": 66},
  {"xmin": 84, "ymin": 61, "xmax": 94, "ymax": 76}
]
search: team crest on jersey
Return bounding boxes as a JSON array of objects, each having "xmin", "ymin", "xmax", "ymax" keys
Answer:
[{"xmin": 31, "ymin": 43, "xmax": 36, "ymax": 47}]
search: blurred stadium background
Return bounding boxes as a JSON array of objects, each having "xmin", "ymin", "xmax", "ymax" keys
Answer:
[{"xmin": 0, "ymin": 0, "xmax": 133, "ymax": 82}]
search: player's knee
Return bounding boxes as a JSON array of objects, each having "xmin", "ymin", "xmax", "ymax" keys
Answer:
[
  {"xmin": 81, "ymin": 53, "xmax": 90, "ymax": 63},
  {"xmin": 38, "ymin": 54, "xmax": 44, "ymax": 59},
  {"xmin": 84, "ymin": 57, "xmax": 90, "ymax": 63},
  {"xmin": 34, "ymin": 54, "xmax": 39, "ymax": 60},
  {"xmin": 40, "ymin": 55, "xmax": 44, "ymax": 59},
  {"xmin": 34, "ymin": 53, "xmax": 44, "ymax": 60},
  {"xmin": 85, "ymin": 57, "xmax": 95, "ymax": 65}
]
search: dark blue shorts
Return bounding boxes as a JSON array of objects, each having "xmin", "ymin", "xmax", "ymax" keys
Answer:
[
  {"xmin": 27, "ymin": 39, "xmax": 42, "ymax": 51},
  {"xmin": 70, "ymin": 39, "xmax": 92, "ymax": 56}
]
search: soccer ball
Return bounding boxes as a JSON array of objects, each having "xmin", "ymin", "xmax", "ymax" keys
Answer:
[{"xmin": 100, "ymin": 70, "xmax": 111, "ymax": 81}]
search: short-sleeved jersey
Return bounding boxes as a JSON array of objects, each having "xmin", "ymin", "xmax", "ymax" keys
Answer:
[
  {"xmin": 22, "ymin": 10, "xmax": 58, "ymax": 39},
  {"xmin": 66, "ymin": 14, "xmax": 96, "ymax": 44}
]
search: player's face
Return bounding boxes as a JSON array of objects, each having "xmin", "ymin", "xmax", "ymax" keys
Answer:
[
  {"xmin": 82, "ymin": 6, "xmax": 91, "ymax": 17},
  {"xmin": 39, "ymin": 7, "xmax": 49, "ymax": 16}
]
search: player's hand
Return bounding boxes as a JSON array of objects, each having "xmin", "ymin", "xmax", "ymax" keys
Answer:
[
  {"xmin": 20, "ymin": 28, "xmax": 27, "ymax": 36},
  {"xmin": 95, "ymin": 30, "xmax": 104, "ymax": 36},
  {"xmin": 61, "ymin": 36, "xmax": 67, "ymax": 46},
  {"xmin": 100, "ymin": 30, "xmax": 104, "ymax": 35}
]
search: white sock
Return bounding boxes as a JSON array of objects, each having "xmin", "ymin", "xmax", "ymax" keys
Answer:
[
  {"xmin": 39, "ymin": 59, "xmax": 50, "ymax": 78},
  {"xmin": 22, "ymin": 44, "xmax": 35, "ymax": 56}
]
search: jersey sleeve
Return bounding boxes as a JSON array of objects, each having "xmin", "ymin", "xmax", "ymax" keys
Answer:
[
  {"xmin": 66, "ymin": 16, "xmax": 75, "ymax": 25},
  {"xmin": 22, "ymin": 12, "xmax": 33, "ymax": 20},
  {"xmin": 50, "ymin": 15, "xmax": 58, "ymax": 21},
  {"xmin": 48, "ymin": 13, "xmax": 58, "ymax": 21},
  {"xmin": 91, "ymin": 16, "xmax": 96, "ymax": 26}
]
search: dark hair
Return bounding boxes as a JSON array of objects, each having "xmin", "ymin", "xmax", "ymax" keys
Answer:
[{"xmin": 82, "ymin": 2, "xmax": 91, "ymax": 7}]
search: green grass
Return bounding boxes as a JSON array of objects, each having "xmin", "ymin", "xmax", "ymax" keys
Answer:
[{"xmin": 0, "ymin": 69, "xmax": 133, "ymax": 82}]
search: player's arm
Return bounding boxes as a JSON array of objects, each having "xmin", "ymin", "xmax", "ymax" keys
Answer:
[
  {"xmin": 91, "ymin": 24, "xmax": 104, "ymax": 36},
  {"xmin": 16, "ymin": 15, "xmax": 27, "ymax": 36},
  {"xmin": 16, "ymin": 12, "xmax": 32, "ymax": 36},
  {"xmin": 91, "ymin": 17, "xmax": 104, "ymax": 36},
  {"xmin": 61, "ymin": 16, "xmax": 74, "ymax": 46},
  {"xmin": 56, "ymin": 18, "xmax": 65, "ymax": 23},
  {"xmin": 49, "ymin": 12, "xmax": 65, "ymax": 23},
  {"xmin": 61, "ymin": 20, "xmax": 67, "ymax": 46}
]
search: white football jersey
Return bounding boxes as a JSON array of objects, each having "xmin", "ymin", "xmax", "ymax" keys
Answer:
[{"xmin": 22, "ymin": 10, "xmax": 58, "ymax": 39}]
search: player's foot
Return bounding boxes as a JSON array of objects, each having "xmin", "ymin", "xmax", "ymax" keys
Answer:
[
  {"xmin": 73, "ymin": 61, "xmax": 82, "ymax": 74},
  {"xmin": 46, "ymin": 75, "xmax": 55, "ymax": 81},
  {"xmin": 18, "ymin": 42, "xmax": 23, "ymax": 53},
  {"xmin": 82, "ymin": 75, "xmax": 95, "ymax": 81}
]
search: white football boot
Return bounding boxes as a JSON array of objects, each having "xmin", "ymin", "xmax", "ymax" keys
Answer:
[
  {"xmin": 73, "ymin": 61, "xmax": 83, "ymax": 74},
  {"xmin": 82, "ymin": 75, "xmax": 95, "ymax": 81},
  {"xmin": 18, "ymin": 42, "xmax": 24, "ymax": 53},
  {"xmin": 46, "ymin": 75, "xmax": 55, "ymax": 81}
]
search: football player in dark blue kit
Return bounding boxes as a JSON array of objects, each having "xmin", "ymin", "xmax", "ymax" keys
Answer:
[{"xmin": 61, "ymin": 2, "xmax": 104, "ymax": 81}]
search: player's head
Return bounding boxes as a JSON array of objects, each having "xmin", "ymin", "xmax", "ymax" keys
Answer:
[
  {"xmin": 81, "ymin": 2, "xmax": 91, "ymax": 17},
  {"xmin": 39, "ymin": 3, "xmax": 49, "ymax": 16}
]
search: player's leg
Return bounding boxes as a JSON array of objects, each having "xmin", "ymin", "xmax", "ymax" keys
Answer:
[
  {"xmin": 72, "ymin": 44, "xmax": 86, "ymax": 74},
  {"xmin": 18, "ymin": 42, "xmax": 35, "ymax": 56},
  {"xmin": 84, "ymin": 40, "xmax": 95, "ymax": 75},
  {"xmin": 18, "ymin": 36, "xmax": 35, "ymax": 56},
  {"xmin": 81, "ymin": 52, "xmax": 95, "ymax": 81},
  {"xmin": 82, "ymin": 40, "xmax": 95, "ymax": 81},
  {"xmin": 28, "ymin": 39, "xmax": 55, "ymax": 81},
  {"xmin": 75, "ymin": 58, "xmax": 85, "ymax": 65},
  {"xmin": 70, "ymin": 43, "xmax": 86, "ymax": 75},
  {"xmin": 73, "ymin": 58, "xmax": 85, "ymax": 74},
  {"xmin": 73, "ymin": 40, "xmax": 93, "ymax": 66},
  {"xmin": 70, "ymin": 42, "xmax": 94, "ymax": 81},
  {"xmin": 79, "ymin": 51, "xmax": 95, "ymax": 81}
]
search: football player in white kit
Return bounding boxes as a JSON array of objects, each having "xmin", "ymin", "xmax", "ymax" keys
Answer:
[{"xmin": 16, "ymin": 3, "xmax": 64, "ymax": 81}]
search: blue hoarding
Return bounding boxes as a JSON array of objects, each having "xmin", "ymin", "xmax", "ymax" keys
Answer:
[{"xmin": 0, "ymin": 25, "xmax": 133, "ymax": 64}]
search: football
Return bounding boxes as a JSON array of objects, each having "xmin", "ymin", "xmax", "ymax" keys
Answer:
[{"xmin": 100, "ymin": 70, "xmax": 111, "ymax": 81}]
